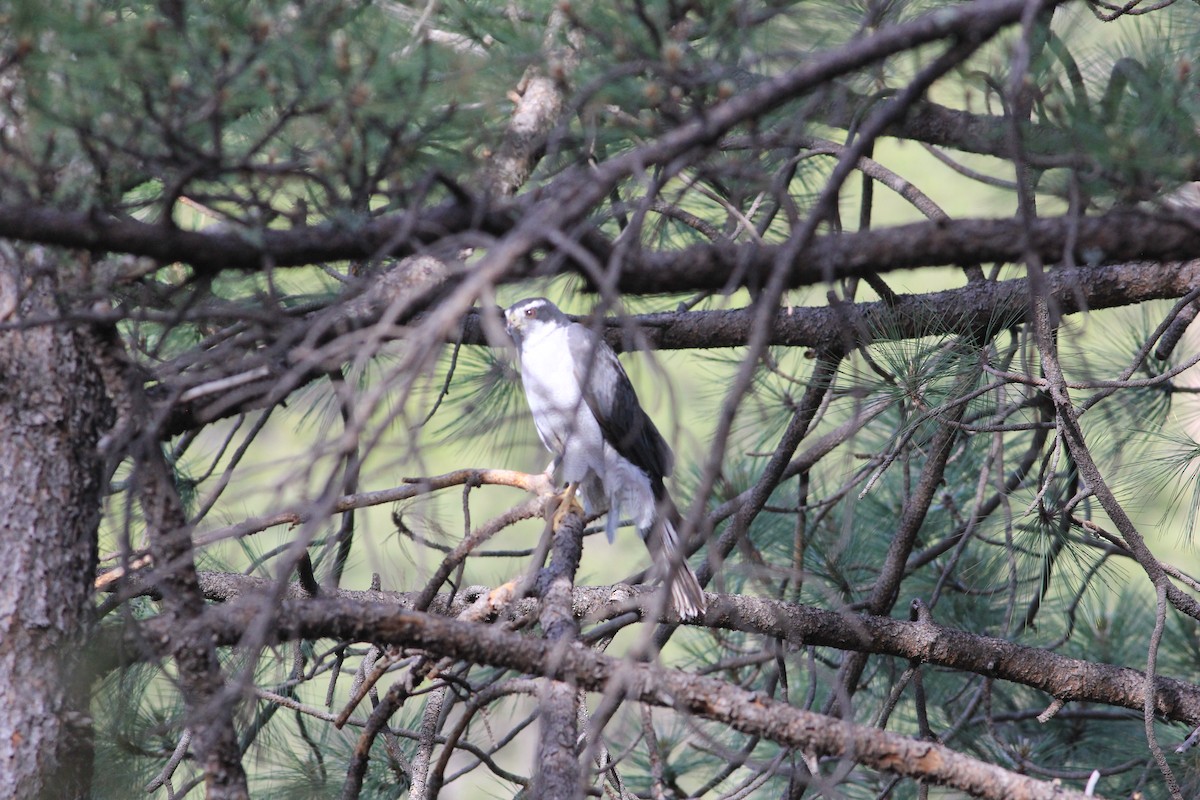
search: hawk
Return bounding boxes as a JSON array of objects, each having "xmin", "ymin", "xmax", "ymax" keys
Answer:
[{"xmin": 505, "ymin": 297, "xmax": 706, "ymax": 620}]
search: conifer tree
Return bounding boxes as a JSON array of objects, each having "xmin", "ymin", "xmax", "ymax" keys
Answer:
[{"xmin": 4, "ymin": 1, "xmax": 1200, "ymax": 798}]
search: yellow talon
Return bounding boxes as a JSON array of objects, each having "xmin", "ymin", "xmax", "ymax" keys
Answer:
[{"xmin": 551, "ymin": 482, "xmax": 584, "ymax": 529}]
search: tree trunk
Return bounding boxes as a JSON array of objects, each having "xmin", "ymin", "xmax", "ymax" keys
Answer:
[{"xmin": 0, "ymin": 247, "xmax": 112, "ymax": 800}]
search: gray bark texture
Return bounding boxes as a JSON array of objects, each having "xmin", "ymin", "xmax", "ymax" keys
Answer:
[
  {"xmin": 0, "ymin": 247, "xmax": 112, "ymax": 800},
  {"xmin": 531, "ymin": 507, "xmax": 585, "ymax": 799}
]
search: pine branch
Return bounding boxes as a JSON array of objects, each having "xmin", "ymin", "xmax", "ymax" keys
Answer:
[
  {"xmin": 459, "ymin": 257, "xmax": 1200, "ymax": 353},
  {"xmin": 531, "ymin": 506, "xmax": 586, "ymax": 798},
  {"xmin": 106, "ymin": 579, "xmax": 1200, "ymax": 726},
  {"xmin": 618, "ymin": 209, "xmax": 1200, "ymax": 294},
  {"xmin": 133, "ymin": 443, "xmax": 249, "ymax": 799},
  {"xmin": 137, "ymin": 239, "xmax": 1200, "ymax": 440},
  {"xmin": 10, "ymin": 202, "xmax": 1200, "ymax": 308},
  {"xmin": 168, "ymin": 593, "xmax": 1100, "ymax": 800},
  {"xmin": 0, "ymin": 3, "xmax": 1084, "ymax": 298},
  {"xmin": 814, "ymin": 87, "xmax": 1072, "ymax": 164},
  {"xmin": 828, "ymin": 399, "xmax": 967, "ymax": 716}
]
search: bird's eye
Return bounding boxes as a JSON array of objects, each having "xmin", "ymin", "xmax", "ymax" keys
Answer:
[{"xmin": 525, "ymin": 307, "xmax": 536, "ymax": 318}]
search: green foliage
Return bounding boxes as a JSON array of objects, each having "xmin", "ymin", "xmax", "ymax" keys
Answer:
[
  {"xmin": 92, "ymin": 656, "xmax": 186, "ymax": 798},
  {"xmin": 1031, "ymin": 13, "xmax": 1200, "ymax": 204},
  {"xmin": 433, "ymin": 342, "xmax": 531, "ymax": 459},
  {"xmin": 9, "ymin": 0, "xmax": 497, "ymax": 215},
  {"xmin": 49, "ymin": 0, "xmax": 1200, "ymax": 797}
]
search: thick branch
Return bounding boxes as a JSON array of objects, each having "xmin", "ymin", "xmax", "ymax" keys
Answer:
[
  {"xmin": 110, "ymin": 579, "xmax": 1200, "ymax": 726},
  {"xmin": 0, "ymin": 3, "xmax": 1088, "ymax": 294},
  {"xmin": 0, "ymin": 200, "xmax": 509, "ymax": 276},
  {"xmin": 618, "ymin": 209, "xmax": 1200, "ymax": 294},
  {"xmin": 532, "ymin": 508, "xmax": 585, "ymax": 799},
  {"xmin": 135, "ymin": 444, "xmax": 249, "ymax": 799},
  {"xmin": 822, "ymin": 88, "xmax": 1072, "ymax": 163},
  {"xmin": 462, "ymin": 257, "xmax": 1200, "ymax": 352},
  {"xmin": 146, "ymin": 251, "xmax": 1200, "ymax": 446},
  {"xmin": 151, "ymin": 252, "xmax": 1198, "ymax": 438},
  {"xmin": 176, "ymin": 595, "xmax": 1092, "ymax": 800},
  {"xmin": 703, "ymin": 592, "xmax": 1200, "ymax": 727},
  {"xmin": 10, "ymin": 204, "xmax": 1199, "ymax": 304},
  {"xmin": 480, "ymin": 6, "xmax": 575, "ymax": 198}
]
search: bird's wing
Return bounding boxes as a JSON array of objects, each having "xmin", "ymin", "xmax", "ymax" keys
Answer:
[{"xmin": 567, "ymin": 322, "xmax": 674, "ymax": 483}]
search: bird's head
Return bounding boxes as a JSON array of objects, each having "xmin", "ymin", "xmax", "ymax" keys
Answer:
[{"xmin": 504, "ymin": 297, "xmax": 568, "ymax": 346}]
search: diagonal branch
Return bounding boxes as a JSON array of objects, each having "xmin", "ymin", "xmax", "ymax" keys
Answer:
[
  {"xmin": 0, "ymin": 1, "xmax": 1085, "ymax": 303},
  {"xmin": 813, "ymin": 85, "xmax": 1073, "ymax": 163},
  {"xmin": 108, "ymin": 576, "xmax": 1200, "ymax": 726},
  {"xmin": 178, "ymin": 595, "xmax": 1097, "ymax": 800}
]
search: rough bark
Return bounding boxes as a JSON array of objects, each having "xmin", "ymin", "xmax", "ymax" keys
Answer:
[
  {"xmin": 0, "ymin": 4, "xmax": 1081, "ymax": 290},
  {"xmin": 0, "ymin": 247, "xmax": 112, "ymax": 800},
  {"xmin": 9, "ymin": 189, "xmax": 1198, "ymax": 300},
  {"xmin": 462, "ymin": 256, "xmax": 1200, "ymax": 353},
  {"xmin": 136, "ymin": 442, "xmax": 250, "ymax": 799},
  {"xmin": 154, "ymin": 254, "xmax": 1200, "ymax": 440},
  {"xmin": 187, "ymin": 596, "xmax": 1095, "ymax": 800},
  {"xmin": 617, "ymin": 209, "xmax": 1200, "ymax": 295},
  {"xmin": 531, "ymin": 507, "xmax": 585, "ymax": 799},
  {"xmin": 104, "ymin": 575, "xmax": 1200, "ymax": 727}
]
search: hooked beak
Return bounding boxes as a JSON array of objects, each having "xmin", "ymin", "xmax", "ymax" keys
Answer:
[{"xmin": 504, "ymin": 309, "xmax": 520, "ymax": 342}]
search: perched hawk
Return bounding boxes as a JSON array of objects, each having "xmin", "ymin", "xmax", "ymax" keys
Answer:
[{"xmin": 505, "ymin": 297, "xmax": 706, "ymax": 620}]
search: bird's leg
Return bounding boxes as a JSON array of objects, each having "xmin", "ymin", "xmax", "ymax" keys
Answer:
[{"xmin": 551, "ymin": 481, "xmax": 585, "ymax": 530}]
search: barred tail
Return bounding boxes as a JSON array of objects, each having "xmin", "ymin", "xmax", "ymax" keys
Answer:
[{"xmin": 650, "ymin": 516, "xmax": 707, "ymax": 621}]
